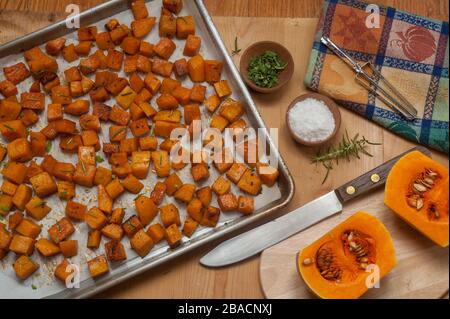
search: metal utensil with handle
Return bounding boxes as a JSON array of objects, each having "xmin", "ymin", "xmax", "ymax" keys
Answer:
[
  {"xmin": 320, "ymin": 36, "xmax": 418, "ymax": 121},
  {"xmin": 200, "ymin": 146, "xmax": 430, "ymax": 268}
]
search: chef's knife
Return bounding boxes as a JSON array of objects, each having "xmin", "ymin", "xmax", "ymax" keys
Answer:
[{"xmin": 200, "ymin": 146, "xmax": 429, "ymax": 267}]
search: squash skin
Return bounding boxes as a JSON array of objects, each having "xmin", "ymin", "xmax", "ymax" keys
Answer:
[
  {"xmin": 384, "ymin": 151, "xmax": 449, "ymax": 247},
  {"xmin": 297, "ymin": 212, "xmax": 396, "ymax": 299}
]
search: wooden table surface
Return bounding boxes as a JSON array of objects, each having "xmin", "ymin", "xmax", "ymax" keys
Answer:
[{"xmin": 0, "ymin": 0, "xmax": 448, "ymax": 299}]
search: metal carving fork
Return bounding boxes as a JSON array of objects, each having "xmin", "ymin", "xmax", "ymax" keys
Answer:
[{"xmin": 321, "ymin": 36, "xmax": 418, "ymax": 120}]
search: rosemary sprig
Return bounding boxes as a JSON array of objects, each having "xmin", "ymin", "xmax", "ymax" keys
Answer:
[
  {"xmin": 312, "ymin": 131, "xmax": 381, "ymax": 184},
  {"xmin": 231, "ymin": 36, "xmax": 241, "ymax": 56}
]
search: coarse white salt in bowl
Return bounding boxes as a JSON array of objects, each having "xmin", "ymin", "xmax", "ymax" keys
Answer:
[{"xmin": 288, "ymin": 98, "xmax": 336, "ymax": 143}]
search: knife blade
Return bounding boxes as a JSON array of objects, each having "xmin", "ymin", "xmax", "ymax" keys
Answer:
[
  {"xmin": 200, "ymin": 146, "xmax": 429, "ymax": 268},
  {"xmin": 200, "ymin": 191, "xmax": 342, "ymax": 267}
]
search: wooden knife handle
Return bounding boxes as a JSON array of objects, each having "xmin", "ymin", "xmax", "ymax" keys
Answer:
[{"xmin": 335, "ymin": 146, "xmax": 431, "ymax": 204}]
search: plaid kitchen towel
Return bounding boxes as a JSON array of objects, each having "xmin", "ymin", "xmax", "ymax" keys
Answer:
[{"xmin": 305, "ymin": 0, "xmax": 449, "ymax": 153}]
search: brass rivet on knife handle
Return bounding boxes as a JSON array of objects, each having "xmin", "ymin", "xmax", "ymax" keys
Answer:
[
  {"xmin": 371, "ymin": 174, "xmax": 381, "ymax": 183},
  {"xmin": 346, "ymin": 186, "xmax": 356, "ymax": 195},
  {"xmin": 335, "ymin": 146, "xmax": 431, "ymax": 204}
]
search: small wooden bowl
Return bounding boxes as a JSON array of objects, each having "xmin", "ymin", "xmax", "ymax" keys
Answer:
[
  {"xmin": 285, "ymin": 93, "xmax": 341, "ymax": 147},
  {"xmin": 239, "ymin": 41, "xmax": 294, "ymax": 94}
]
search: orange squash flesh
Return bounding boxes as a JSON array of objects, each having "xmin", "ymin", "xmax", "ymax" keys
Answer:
[
  {"xmin": 297, "ymin": 212, "xmax": 396, "ymax": 299},
  {"xmin": 384, "ymin": 151, "xmax": 449, "ymax": 247}
]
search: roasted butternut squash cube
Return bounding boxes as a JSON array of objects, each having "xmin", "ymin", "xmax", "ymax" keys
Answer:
[
  {"xmin": 8, "ymin": 212, "xmax": 23, "ymax": 232},
  {"xmin": 52, "ymin": 162, "xmax": 75, "ymax": 181},
  {"xmin": 48, "ymin": 217, "xmax": 75, "ymax": 244},
  {"xmin": 87, "ymin": 255, "xmax": 109, "ymax": 278},
  {"xmin": 57, "ymin": 181, "xmax": 76, "ymax": 200},
  {"xmin": 0, "ymin": 226, "xmax": 12, "ymax": 250},
  {"xmin": 2, "ymin": 161, "xmax": 27, "ymax": 184},
  {"xmin": 104, "ymin": 178, "xmax": 124, "ymax": 200},
  {"xmin": 122, "ymin": 174, "xmax": 144, "ymax": 194},
  {"xmin": 3, "ymin": 62, "xmax": 30, "ymax": 85},
  {"xmin": 195, "ymin": 187, "xmax": 211, "ymax": 208},
  {"xmin": 131, "ymin": 0, "xmax": 149, "ymax": 20},
  {"xmin": 12, "ymin": 184, "xmax": 32, "ymax": 210},
  {"xmin": 183, "ymin": 35, "xmax": 201, "ymax": 57},
  {"xmin": 87, "ymin": 230, "xmax": 102, "ymax": 249},
  {"xmin": 186, "ymin": 198, "xmax": 203, "ymax": 223},
  {"xmin": 29, "ymin": 171, "xmax": 57, "ymax": 198},
  {"xmin": 64, "ymin": 68, "xmax": 81, "ymax": 85},
  {"xmin": 152, "ymin": 58, "xmax": 174, "ymax": 77},
  {"xmin": 187, "ymin": 55, "xmax": 205, "ymax": 82},
  {"xmin": 121, "ymin": 36, "xmax": 141, "ymax": 55},
  {"xmin": 130, "ymin": 118, "xmax": 150, "ymax": 138},
  {"xmin": 9, "ymin": 234, "xmax": 35, "ymax": 255},
  {"xmin": 30, "ymin": 131, "xmax": 47, "ymax": 157},
  {"xmin": 13, "ymin": 255, "xmax": 39, "ymax": 280},
  {"xmin": 116, "ymin": 86, "xmax": 137, "ymax": 110},
  {"xmin": 59, "ymin": 240, "xmax": 78, "ymax": 258},
  {"xmin": 1, "ymin": 120, "xmax": 27, "ymax": 142},
  {"xmin": 0, "ymin": 100, "xmax": 22, "ymax": 122},
  {"xmin": 212, "ymin": 176, "xmax": 231, "ymax": 196},
  {"xmin": 110, "ymin": 207, "xmax": 125, "ymax": 224},
  {"xmin": 160, "ymin": 203, "xmax": 181, "ymax": 227},
  {"xmin": 131, "ymin": 229, "xmax": 154, "ymax": 257},
  {"xmin": 101, "ymin": 223, "xmax": 124, "ymax": 241},
  {"xmin": 191, "ymin": 163, "xmax": 210, "ymax": 182},
  {"xmin": 165, "ymin": 224, "xmax": 182, "ymax": 247},
  {"xmin": 62, "ymin": 44, "xmax": 79, "ymax": 62},
  {"xmin": 214, "ymin": 80, "xmax": 232, "ymax": 98},
  {"xmin": 109, "ymin": 125, "xmax": 127, "ymax": 142},
  {"xmin": 176, "ymin": 16, "xmax": 195, "ymax": 39},
  {"xmin": 159, "ymin": 14, "xmax": 177, "ymax": 38},
  {"xmin": 106, "ymin": 49, "xmax": 124, "ymax": 71},
  {"xmin": 154, "ymin": 37, "xmax": 176, "ymax": 60},
  {"xmin": 131, "ymin": 151, "xmax": 151, "ymax": 179},
  {"xmin": 135, "ymin": 195, "xmax": 158, "ymax": 226},
  {"xmin": 77, "ymin": 26, "xmax": 97, "ymax": 41},
  {"xmin": 85, "ymin": 207, "xmax": 108, "ymax": 230},
  {"xmin": 237, "ymin": 170, "xmax": 262, "ymax": 196},
  {"xmin": 54, "ymin": 258, "xmax": 74, "ymax": 282},
  {"xmin": 163, "ymin": 0, "xmax": 183, "ymax": 14},
  {"xmin": 226, "ymin": 163, "xmax": 248, "ymax": 184},
  {"xmin": 201, "ymin": 206, "xmax": 220, "ymax": 227},
  {"xmin": 0, "ymin": 194, "xmax": 13, "ymax": 216},
  {"xmin": 218, "ymin": 192, "xmax": 238, "ymax": 212},
  {"xmin": 256, "ymin": 162, "xmax": 280, "ymax": 187},
  {"xmin": 94, "ymin": 166, "xmax": 112, "ymax": 187},
  {"xmin": 98, "ymin": 185, "xmax": 112, "ymax": 215},
  {"xmin": 238, "ymin": 196, "xmax": 255, "ymax": 215},
  {"xmin": 25, "ymin": 197, "xmax": 51, "ymax": 220},
  {"xmin": 65, "ymin": 201, "xmax": 87, "ymax": 221},
  {"xmin": 190, "ymin": 84, "xmax": 206, "ymax": 103},
  {"xmin": 139, "ymin": 41, "xmax": 154, "ymax": 57},
  {"xmin": 15, "ymin": 218, "xmax": 41, "ymax": 239},
  {"xmin": 105, "ymin": 240, "xmax": 127, "ymax": 262},
  {"xmin": 150, "ymin": 182, "xmax": 166, "ymax": 205},
  {"xmin": 174, "ymin": 58, "xmax": 188, "ymax": 77},
  {"xmin": 51, "ymin": 85, "xmax": 72, "ymax": 105},
  {"xmin": 35, "ymin": 238, "xmax": 60, "ymax": 257},
  {"xmin": 151, "ymin": 150, "xmax": 171, "ymax": 177},
  {"xmin": 1, "ymin": 180, "xmax": 17, "ymax": 196},
  {"xmin": 219, "ymin": 98, "xmax": 244, "ymax": 122},
  {"xmin": 174, "ymin": 184, "xmax": 196, "ymax": 203},
  {"xmin": 122, "ymin": 215, "xmax": 143, "ymax": 238},
  {"xmin": 74, "ymin": 41, "xmax": 93, "ymax": 56},
  {"xmin": 210, "ymin": 115, "xmax": 229, "ymax": 132},
  {"xmin": 73, "ymin": 162, "xmax": 96, "ymax": 187},
  {"xmin": 165, "ymin": 173, "xmax": 183, "ymax": 196},
  {"xmin": 183, "ymin": 217, "xmax": 199, "ymax": 238},
  {"xmin": 184, "ymin": 103, "xmax": 201, "ymax": 125},
  {"xmin": 204, "ymin": 60, "xmax": 224, "ymax": 83},
  {"xmin": 0, "ymin": 80, "xmax": 18, "ymax": 98},
  {"xmin": 146, "ymin": 223, "xmax": 166, "ymax": 244},
  {"xmin": 6, "ymin": 138, "xmax": 32, "ymax": 162}
]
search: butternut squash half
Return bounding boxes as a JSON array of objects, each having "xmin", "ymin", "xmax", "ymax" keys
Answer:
[
  {"xmin": 297, "ymin": 212, "xmax": 396, "ymax": 299},
  {"xmin": 384, "ymin": 151, "xmax": 449, "ymax": 247}
]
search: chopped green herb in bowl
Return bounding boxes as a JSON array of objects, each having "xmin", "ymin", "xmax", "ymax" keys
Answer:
[{"xmin": 247, "ymin": 51, "xmax": 288, "ymax": 88}]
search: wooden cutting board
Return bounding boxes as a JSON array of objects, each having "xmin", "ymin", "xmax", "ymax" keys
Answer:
[{"xmin": 260, "ymin": 189, "xmax": 449, "ymax": 299}]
